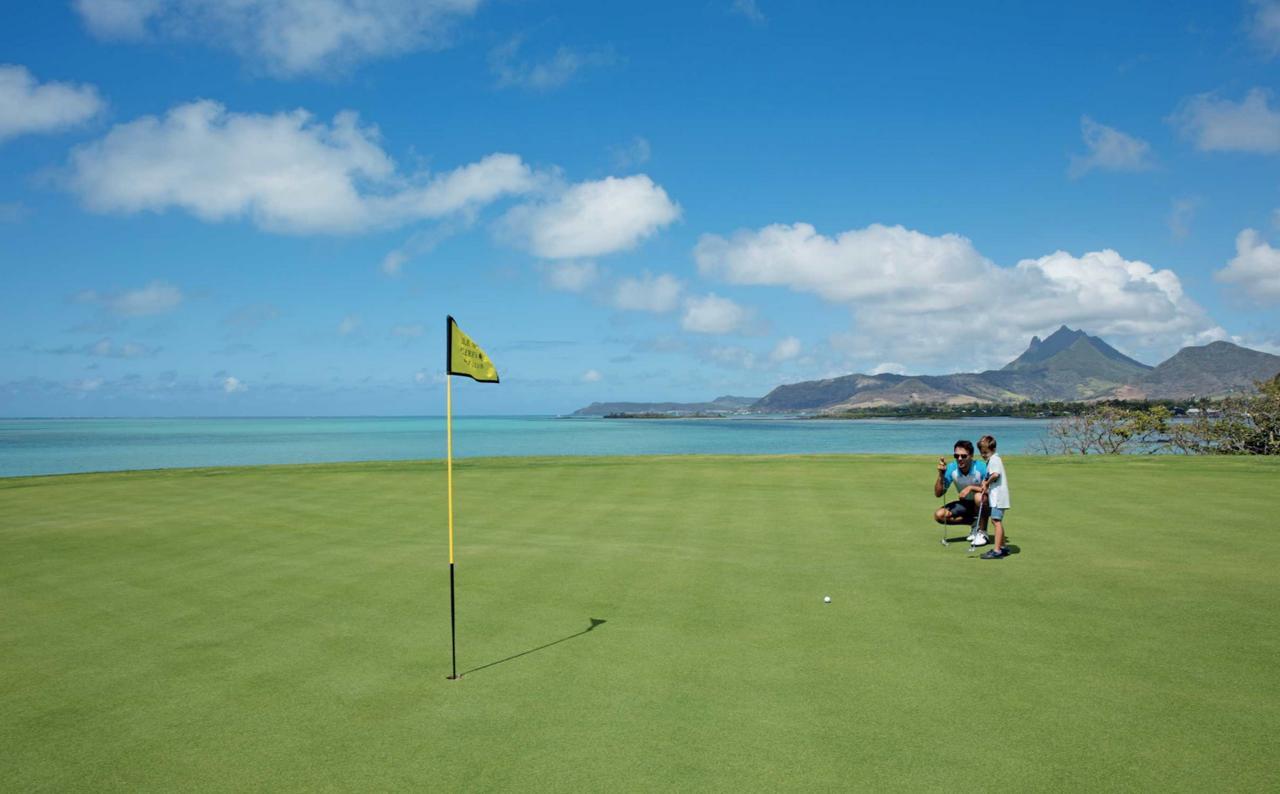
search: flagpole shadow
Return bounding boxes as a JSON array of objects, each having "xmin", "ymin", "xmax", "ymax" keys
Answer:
[{"xmin": 460, "ymin": 618, "xmax": 607, "ymax": 677}]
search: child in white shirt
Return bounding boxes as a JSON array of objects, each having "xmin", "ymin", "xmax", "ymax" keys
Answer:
[{"xmin": 977, "ymin": 435, "xmax": 1011, "ymax": 559}]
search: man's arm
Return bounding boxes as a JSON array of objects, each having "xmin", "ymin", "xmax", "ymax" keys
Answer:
[{"xmin": 934, "ymin": 457, "xmax": 948, "ymax": 498}]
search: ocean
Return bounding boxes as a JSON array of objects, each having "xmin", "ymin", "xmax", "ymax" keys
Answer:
[{"xmin": 0, "ymin": 416, "xmax": 1056, "ymax": 478}]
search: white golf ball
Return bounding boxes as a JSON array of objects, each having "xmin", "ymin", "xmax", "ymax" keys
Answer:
[{"xmin": 823, "ymin": 596, "xmax": 832, "ymax": 603}]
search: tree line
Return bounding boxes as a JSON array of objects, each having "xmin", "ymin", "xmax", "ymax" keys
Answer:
[{"xmin": 1038, "ymin": 376, "xmax": 1280, "ymax": 455}]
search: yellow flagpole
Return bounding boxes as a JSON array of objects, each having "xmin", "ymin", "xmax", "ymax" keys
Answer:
[{"xmin": 446, "ymin": 371, "xmax": 459, "ymax": 678}]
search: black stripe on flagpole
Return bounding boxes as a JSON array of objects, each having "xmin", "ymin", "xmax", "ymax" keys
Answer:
[{"xmin": 448, "ymin": 562, "xmax": 459, "ymax": 679}]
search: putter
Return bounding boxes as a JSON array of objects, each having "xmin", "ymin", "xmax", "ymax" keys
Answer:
[{"xmin": 968, "ymin": 495, "xmax": 985, "ymax": 555}]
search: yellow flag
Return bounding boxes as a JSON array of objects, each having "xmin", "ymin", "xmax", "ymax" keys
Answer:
[{"xmin": 446, "ymin": 316, "xmax": 499, "ymax": 383}]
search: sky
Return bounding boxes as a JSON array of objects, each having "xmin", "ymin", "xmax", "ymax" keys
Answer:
[{"xmin": 3, "ymin": 0, "xmax": 1280, "ymax": 416}]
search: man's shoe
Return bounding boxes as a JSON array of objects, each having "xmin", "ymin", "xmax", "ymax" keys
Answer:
[
  {"xmin": 970, "ymin": 532, "xmax": 988, "ymax": 547},
  {"xmin": 980, "ymin": 547, "xmax": 1008, "ymax": 559}
]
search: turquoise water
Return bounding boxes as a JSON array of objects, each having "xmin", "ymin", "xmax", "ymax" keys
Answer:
[{"xmin": 0, "ymin": 416, "xmax": 1055, "ymax": 478}]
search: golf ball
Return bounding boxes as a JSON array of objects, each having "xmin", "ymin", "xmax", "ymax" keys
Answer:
[{"xmin": 823, "ymin": 596, "xmax": 832, "ymax": 603}]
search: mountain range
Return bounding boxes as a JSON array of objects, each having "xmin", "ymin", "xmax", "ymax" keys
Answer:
[
  {"xmin": 754, "ymin": 327, "xmax": 1280, "ymax": 411},
  {"xmin": 573, "ymin": 327, "xmax": 1280, "ymax": 415}
]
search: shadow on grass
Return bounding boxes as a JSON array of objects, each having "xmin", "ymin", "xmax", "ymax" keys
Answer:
[{"xmin": 460, "ymin": 618, "xmax": 607, "ymax": 677}]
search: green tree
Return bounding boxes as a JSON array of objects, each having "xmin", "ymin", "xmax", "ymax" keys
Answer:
[{"xmin": 1171, "ymin": 376, "xmax": 1280, "ymax": 455}]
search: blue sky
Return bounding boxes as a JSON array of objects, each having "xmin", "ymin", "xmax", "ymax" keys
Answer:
[{"xmin": 4, "ymin": 0, "xmax": 1280, "ymax": 416}]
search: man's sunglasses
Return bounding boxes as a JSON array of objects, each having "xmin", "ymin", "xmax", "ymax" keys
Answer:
[{"xmin": 953, "ymin": 453, "xmax": 970, "ymax": 460}]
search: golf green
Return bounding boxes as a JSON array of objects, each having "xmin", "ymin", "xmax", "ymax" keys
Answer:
[{"xmin": 3, "ymin": 455, "xmax": 1278, "ymax": 790}]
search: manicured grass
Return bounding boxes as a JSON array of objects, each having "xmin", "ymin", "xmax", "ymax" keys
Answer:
[{"xmin": 2, "ymin": 455, "xmax": 1278, "ymax": 791}]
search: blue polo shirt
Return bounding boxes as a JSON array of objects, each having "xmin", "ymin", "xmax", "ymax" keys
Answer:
[{"xmin": 943, "ymin": 459, "xmax": 987, "ymax": 500}]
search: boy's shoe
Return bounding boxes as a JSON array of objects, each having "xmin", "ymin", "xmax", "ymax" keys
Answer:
[
  {"xmin": 966, "ymin": 531, "xmax": 977, "ymax": 542},
  {"xmin": 980, "ymin": 547, "xmax": 1009, "ymax": 559},
  {"xmin": 970, "ymin": 532, "xmax": 988, "ymax": 547}
]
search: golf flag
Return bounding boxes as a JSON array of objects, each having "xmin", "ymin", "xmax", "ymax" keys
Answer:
[
  {"xmin": 447, "ymin": 317, "xmax": 499, "ymax": 383},
  {"xmin": 444, "ymin": 316, "xmax": 499, "ymax": 680}
]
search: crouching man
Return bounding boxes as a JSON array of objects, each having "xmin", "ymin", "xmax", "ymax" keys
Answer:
[{"xmin": 933, "ymin": 439, "xmax": 988, "ymax": 539}]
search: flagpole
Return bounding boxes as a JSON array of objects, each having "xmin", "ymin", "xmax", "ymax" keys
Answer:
[{"xmin": 447, "ymin": 369, "xmax": 458, "ymax": 680}]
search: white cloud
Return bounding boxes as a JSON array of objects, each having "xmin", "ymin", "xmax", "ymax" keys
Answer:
[
  {"xmin": 696, "ymin": 222, "xmax": 1223, "ymax": 368},
  {"xmin": 0, "ymin": 201, "xmax": 29, "ymax": 223},
  {"xmin": 490, "ymin": 37, "xmax": 616, "ymax": 91},
  {"xmin": 77, "ymin": 280, "xmax": 183, "ymax": 316},
  {"xmin": 731, "ymin": 0, "xmax": 766, "ymax": 24},
  {"xmin": 222, "ymin": 376, "xmax": 247, "ymax": 393},
  {"xmin": 770, "ymin": 336, "xmax": 801, "ymax": 362},
  {"xmin": 543, "ymin": 261, "xmax": 600, "ymax": 293},
  {"xmin": 74, "ymin": 0, "xmax": 481, "ymax": 77},
  {"xmin": 501, "ymin": 175, "xmax": 680, "ymax": 259},
  {"xmin": 67, "ymin": 100, "xmax": 542, "ymax": 235},
  {"xmin": 414, "ymin": 369, "xmax": 446, "ymax": 385},
  {"xmin": 338, "ymin": 314, "xmax": 360, "ymax": 335},
  {"xmin": 0, "ymin": 65, "xmax": 105, "ymax": 143},
  {"xmin": 380, "ymin": 250, "xmax": 409, "ymax": 276},
  {"xmin": 89, "ymin": 338, "xmax": 155, "ymax": 358},
  {"xmin": 682, "ymin": 293, "xmax": 751, "ymax": 334},
  {"xmin": 1216, "ymin": 228, "xmax": 1280, "ymax": 303},
  {"xmin": 612, "ymin": 272, "xmax": 683, "ymax": 313},
  {"xmin": 1250, "ymin": 1, "xmax": 1280, "ymax": 57},
  {"xmin": 379, "ymin": 220, "xmax": 470, "ymax": 276},
  {"xmin": 611, "ymin": 136, "xmax": 651, "ymax": 170},
  {"xmin": 581, "ymin": 369, "xmax": 602, "ymax": 383},
  {"xmin": 391, "ymin": 324, "xmax": 424, "ymax": 337},
  {"xmin": 1172, "ymin": 89, "xmax": 1280, "ymax": 153},
  {"xmin": 1068, "ymin": 116, "xmax": 1155, "ymax": 177},
  {"xmin": 870, "ymin": 362, "xmax": 907, "ymax": 375},
  {"xmin": 704, "ymin": 345, "xmax": 757, "ymax": 370},
  {"xmin": 1168, "ymin": 197, "xmax": 1200, "ymax": 240}
]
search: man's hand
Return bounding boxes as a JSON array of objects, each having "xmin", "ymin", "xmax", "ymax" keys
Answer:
[{"xmin": 937, "ymin": 456, "xmax": 947, "ymax": 473}]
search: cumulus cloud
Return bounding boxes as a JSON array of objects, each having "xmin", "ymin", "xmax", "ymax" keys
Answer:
[
  {"xmin": 74, "ymin": 0, "xmax": 481, "ymax": 77},
  {"xmin": 731, "ymin": 0, "xmax": 766, "ymax": 24},
  {"xmin": 696, "ymin": 221, "xmax": 1222, "ymax": 368},
  {"xmin": 0, "ymin": 65, "xmax": 105, "ymax": 143},
  {"xmin": 67, "ymin": 100, "xmax": 542, "ymax": 234},
  {"xmin": 770, "ymin": 336, "xmax": 801, "ymax": 362},
  {"xmin": 76, "ymin": 280, "xmax": 183, "ymax": 316},
  {"xmin": 490, "ymin": 36, "xmax": 616, "ymax": 91},
  {"xmin": 1168, "ymin": 197, "xmax": 1200, "ymax": 240},
  {"xmin": 681, "ymin": 293, "xmax": 752, "ymax": 334},
  {"xmin": 222, "ymin": 375, "xmax": 247, "ymax": 393},
  {"xmin": 612, "ymin": 272, "xmax": 683, "ymax": 312},
  {"xmin": 1216, "ymin": 228, "xmax": 1280, "ymax": 303},
  {"xmin": 870, "ymin": 362, "xmax": 907, "ymax": 375},
  {"xmin": 223, "ymin": 303, "xmax": 281, "ymax": 331},
  {"xmin": 611, "ymin": 136, "xmax": 651, "ymax": 170},
  {"xmin": 1250, "ymin": 1, "xmax": 1280, "ymax": 58},
  {"xmin": 501, "ymin": 175, "xmax": 680, "ymax": 259},
  {"xmin": 1068, "ymin": 116, "xmax": 1155, "ymax": 177},
  {"xmin": 704, "ymin": 345, "xmax": 757, "ymax": 370},
  {"xmin": 542, "ymin": 260, "xmax": 600, "ymax": 292},
  {"xmin": 581, "ymin": 369, "xmax": 602, "ymax": 382},
  {"xmin": 1172, "ymin": 89, "xmax": 1280, "ymax": 153},
  {"xmin": 30, "ymin": 338, "xmax": 159, "ymax": 358},
  {"xmin": 0, "ymin": 201, "xmax": 29, "ymax": 223}
]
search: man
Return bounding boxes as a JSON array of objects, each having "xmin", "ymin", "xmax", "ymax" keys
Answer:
[{"xmin": 933, "ymin": 439, "xmax": 988, "ymax": 542}]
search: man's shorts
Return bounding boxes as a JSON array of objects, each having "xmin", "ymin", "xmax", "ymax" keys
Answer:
[{"xmin": 943, "ymin": 499, "xmax": 978, "ymax": 522}]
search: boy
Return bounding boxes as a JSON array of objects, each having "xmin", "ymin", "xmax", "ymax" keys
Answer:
[{"xmin": 977, "ymin": 435, "xmax": 1010, "ymax": 559}]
